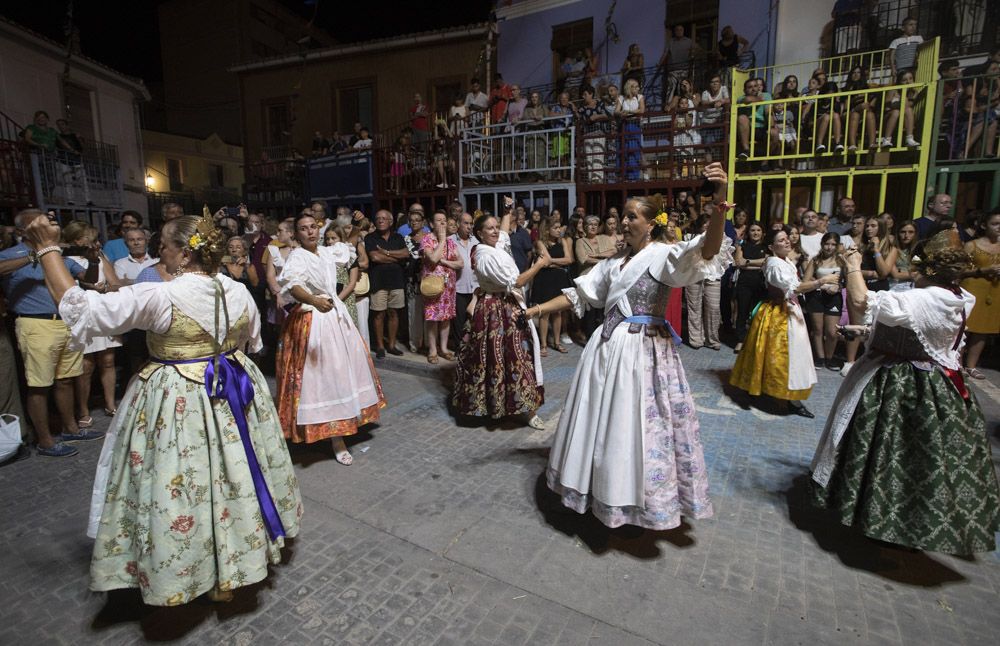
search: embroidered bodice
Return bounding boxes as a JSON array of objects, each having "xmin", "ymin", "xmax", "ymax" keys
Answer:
[
  {"xmin": 601, "ymin": 269, "xmax": 672, "ymax": 339},
  {"xmin": 867, "ymin": 324, "xmax": 934, "ymax": 363},
  {"xmin": 142, "ymin": 306, "xmax": 252, "ymax": 382}
]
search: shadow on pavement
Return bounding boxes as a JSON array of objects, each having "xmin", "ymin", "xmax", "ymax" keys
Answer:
[
  {"xmin": 783, "ymin": 473, "xmax": 966, "ymax": 587},
  {"xmin": 533, "ymin": 473, "xmax": 696, "ymax": 559}
]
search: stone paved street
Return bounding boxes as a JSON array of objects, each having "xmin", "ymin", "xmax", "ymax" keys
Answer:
[{"xmin": 1, "ymin": 345, "xmax": 999, "ymax": 645}]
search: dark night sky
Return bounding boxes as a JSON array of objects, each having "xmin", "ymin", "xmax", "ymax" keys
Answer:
[{"xmin": 1, "ymin": 0, "xmax": 493, "ymax": 83}]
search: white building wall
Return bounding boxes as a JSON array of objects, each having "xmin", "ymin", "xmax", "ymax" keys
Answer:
[
  {"xmin": 774, "ymin": 0, "xmax": 835, "ymax": 71},
  {"xmin": 0, "ymin": 24, "xmax": 149, "ymax": 215}
]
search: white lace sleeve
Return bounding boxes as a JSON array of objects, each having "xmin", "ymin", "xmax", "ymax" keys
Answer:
[
  {"xmin": 59, "ymin": 284, "xmax": 170, "ymax": 352},
  {"xmin": 863, "ymin": 290, "xmax": 909, "ymax": 327},
  {"xmin": 561, "ymin": 287, "xmax": 585, "ymax": 317},
  {"xmin": 650, "ymin": 234, "xmax": 734, "ymax": 287},
  {"xmin": 565, "ymin": 257, "xmax": 615, "ymax": 315}
]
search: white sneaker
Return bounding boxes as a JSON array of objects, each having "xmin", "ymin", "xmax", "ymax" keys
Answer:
[
  {"xmin": 560, "ymin": 334, "xmax": 574, "ymax": 346},
  {"xmin": 879, "ymin": 137, "xmax": 893, "ymax": 148},
  {"xmin": 847, "ymin": 145, "xmax": 858, "ymax": 153},
  {"xmin": 905, "ymin": 135, "xmax": 919, "ymax": 148},
  {"xmin": 839, "ymin": 361, "xmax": 854, "ymax": 377}
]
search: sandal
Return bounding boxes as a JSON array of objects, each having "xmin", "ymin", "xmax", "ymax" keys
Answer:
[
  {"xmin": 540, "ymin": 346, "xmax": 549, "ymax": 357},
  {"xmin": 335, "ymin": 449, "xmax": 354, "ymax": 465},
  {"xmin": 527, "ymin": 415, "xmax": 546, "ymax": 430},
  {"xmin": 78, "ymin": 416, "xmax": 93, "ymax": 428},
  {"xmin": 104, "ymin": 408, "xmax": 117, "ymax": 417},
  {"xmin": 966, "ymin": 367, "xmax": 986, "ymax": 380},
  {"xmin": 427, "ymin": 354, "xmax": 439, "ymax": 364},
  {"xmin": 440, "ymin": 351, "xmax": 455, "ymax": 361},
  {"xmin": 554, "ymin": 344, "xmax": 568, "ymax": 354}
]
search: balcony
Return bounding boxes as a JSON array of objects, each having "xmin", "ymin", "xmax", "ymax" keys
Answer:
[
  {"xmin": 244, "ymin": 152, "xmax": 306, "ymax": 216},
  {"xmin": 832, "ymin": 0, "xmax": 998, "ymax": 58},
  {"xmin": 27, "ymin": 140, "xmax": 124, "ymax": 213},
  {"xmin": 728, "ymin": 40, "xmax": 941, "ymax": 220}
]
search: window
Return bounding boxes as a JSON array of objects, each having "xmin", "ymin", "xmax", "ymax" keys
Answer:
[
  {"xmin": 431, "ymin": 78, "xmax": 465, "ymax": 115},
  {"xmin": 261, "ymin": 98, "xmax": 292, "ymax": 148},
  {"xmin": 209, "ymin": 164, "xmax": 224, "ymax": 188},
  {"xmin": 167, "ymin": 158, "xmax": 183, "ymax": 192},
  {"xmin": 63, "ymin": 81, "xmax": 97, "ymax": 142},
  {"xmin": 551, "ymin": 18, "xmax": 593, "ymax": 83},
  {"xmin": 332, "ymin": 80, "xmax": 376, "ymax": 135}
]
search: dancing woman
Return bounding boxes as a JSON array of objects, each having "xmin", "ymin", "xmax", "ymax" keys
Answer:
[
  {"xmin": 276, "ymin": 213, "xmax": 385, "ymax": 466},
  {"xmin": 527, "ymin": 162, "xmax": 733, "ymax": 530},
  {"xmin": 812, "ymin": 240, "xmax": 1000, "ymax": 554},
  {"xmin": 730, "ymin": 227, "xmax": 838, "ymax": 418},
  {"xmin": 453, "ymin": 198, "xmax": 549, "ymax": 429},
  {"xmin": 25, "ymin": 213, "xmax": 301, "ymax": 606}
]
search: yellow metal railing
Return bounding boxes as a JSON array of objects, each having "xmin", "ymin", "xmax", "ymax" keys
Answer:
[{"xmin": 727, "ymin": 39, "xmax": 940, "ymax": 221}]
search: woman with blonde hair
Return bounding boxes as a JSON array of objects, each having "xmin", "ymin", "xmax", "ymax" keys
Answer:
[
  {"xmin": 531, "ymin": 214, "xmax": 574, "ymax": 355},
  {"xmin": 26, "ymin": 212, "xmax": 302, "ymax": 605},
  {"xmin": 617, "ymin": 78, "xmax": 645, "ymax": 181},
  {"xmin": 528, "ymin": 163, "xmax": 733, "ymax": 530}
]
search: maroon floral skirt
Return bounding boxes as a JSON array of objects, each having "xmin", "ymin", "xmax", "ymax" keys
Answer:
[{"xmin": 452, "ymin": 294, "xmax": 543, "ymax": 418}]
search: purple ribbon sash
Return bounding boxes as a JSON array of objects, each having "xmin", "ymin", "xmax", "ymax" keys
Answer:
[{"xmin": 153, "ymin": 351, "xmax": 286, "ymax": 541}]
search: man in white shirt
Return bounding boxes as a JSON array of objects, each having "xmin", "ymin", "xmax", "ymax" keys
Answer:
[
  {"xmin": 798, "ymin": 210, "xmax": 824, "ymax": 260},
  {"xmin": 113, "ymin": 228, "xmax": 155, "ymax": 284},
  {"xmin": 449, "ymin": 211, "xmax": 479, "ymax": 340},
  {"xmin": 464, "ymin": 78, "xmax": 489, "ymax": 129}
]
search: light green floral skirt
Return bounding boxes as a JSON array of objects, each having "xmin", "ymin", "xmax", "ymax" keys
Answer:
[{"xmin": 90, "ymin": 359, "xmax": 302, "ymax": 605}]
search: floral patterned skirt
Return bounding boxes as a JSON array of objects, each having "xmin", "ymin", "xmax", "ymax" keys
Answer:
[
  {"xmin": 89, "ymin": 359, "xmax": 303, "ymax": 606},
  {"xmin": 813, "ymin": 363, "xmax": 1000, "ymax": 554},
  {"xmin": 452, "ymin": 293, "xmax": 543, "ymax": 418},
  {"xmin": 547, "ymin": 333, "xmax": 713, "ymax": 530}
]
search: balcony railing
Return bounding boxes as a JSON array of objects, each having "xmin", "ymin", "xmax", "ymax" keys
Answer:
[
  {"xmin": 832, "ymin": 0, "xmax": 998, "ymax": 58},
  {"xmin": 934, "ymin": 74, "xmax": 1000, "ymax": 162},
  {"xmin": 245, "ymin": 155, "xmax": 306, "ymax": 212},
  {"xmin": 0, "ymin": 111, "xmax": 32, "ymax": 209},
  {"xmin": 30, "ymin": 140, "xmax": 123, "ymax": 209},
  {"xmin": 733, "ymin": 42, "xmax": 938, "ymax": 163},
  {"xmin": 372, "ymin": 135, "xmax": 459, "ymax": 197},
  {"xmin": 576, "ymin": 106, "xmax": 730, "ymax": 187},
  {"xmin": 458, "ymin": 115, "xmax": 576, "ymax": 187}
]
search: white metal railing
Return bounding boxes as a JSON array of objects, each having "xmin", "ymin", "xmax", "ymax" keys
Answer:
[
  {"xmin": 458, "ymin": 115, "xmax": 576, "ymax": 187},
  {"xmin": 29, "ymin": 141, "xmax": 123, "ymax": 208}
]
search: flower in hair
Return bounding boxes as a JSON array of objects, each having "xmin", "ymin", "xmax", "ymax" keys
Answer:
[
  {"xmin": 188, "ymin": 233, "xmax": 207, "ymax": 250},
  {"xmin": 654, "ymin": 212, "xmax": 670, "ymax": 227}
]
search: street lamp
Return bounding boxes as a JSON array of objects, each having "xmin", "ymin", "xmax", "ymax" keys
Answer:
[{"xmin": 145, "ymin": 173, "xmax": 155, "ymax": 189}]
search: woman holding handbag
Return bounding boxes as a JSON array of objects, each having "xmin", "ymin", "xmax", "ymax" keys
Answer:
[{"xmin": 421, "ymin": 210, "xmax": 462, "ymax": 363}]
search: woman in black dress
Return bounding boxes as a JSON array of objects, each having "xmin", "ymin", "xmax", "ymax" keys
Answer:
[
  {"xmin": 531, "ymin": 214, "xmax": 574, "ymax": 355},
  {"xmin": 733, "ymin": 221, "xmax": 767, "ymax": 352}
]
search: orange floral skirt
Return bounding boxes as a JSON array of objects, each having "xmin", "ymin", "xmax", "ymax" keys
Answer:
[{"xmin": 276, "ymin": 308, "xmax": 385, "ymax": 443}]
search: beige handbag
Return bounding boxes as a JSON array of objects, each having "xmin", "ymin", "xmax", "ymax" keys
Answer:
[{"xmin": 419, "ymin": 274, "xmax": 445, "ymax": 298}]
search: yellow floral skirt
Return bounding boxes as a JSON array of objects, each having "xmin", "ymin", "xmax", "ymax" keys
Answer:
[{"xmin": 730, "ymin": 301, "xmax": 812, "ymax": 401}]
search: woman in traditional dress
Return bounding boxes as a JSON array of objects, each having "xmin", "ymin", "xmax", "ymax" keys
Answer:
[
  {"xmin": 26, "ymin": 213, "xmax": 302, "ymax": 606},
  {"xmin": 527, "ymin": 162, "xmax": 732, "ymax": 530},
  {"xmin": 453, "ymin": 198, "xmax": 549, "ymax": 429},
  {"xmin": 961, "ymin": 210, "xmax": 1000, "ymax": 379},
  {"xmin": 276, "ymin": 213, "xmax": 385, "ymax": 466},
  {"xmin": 730, "ymin": 227, "xmax": 839, "ymax": 418},
  {"xmin": 421, "ymin": 210, "xmax": 462, "ymax": 363},
  {"xmin": 812, "ymin": 241, "xmax": 1000, "ymax": 554}
]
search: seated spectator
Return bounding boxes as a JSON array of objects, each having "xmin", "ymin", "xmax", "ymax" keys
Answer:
[
  {"xmin": 22, "ymin": 110, "xmax": 58, "ymax": 151},
  {"xmin": 843, "ymin": 65, "xmax": 878, "ymax": 151},
  {"xmin": 889, "ymin": 16, "xmax": 923, "ymax": 78},
  {"xmin": 112, "ymin": 228, "xmax": 155, "ymax": 284},
  {"xmin": 329, "ymin": 131, "xmax": 347, "ymax": 153},
  {"xmin": 102, "ymin": 210, "xmax": 143, "ymax": 263},
  {"xmin": 736, "ymin": 77, "xmax": 771, "ymax": 159},
  {"xmin": 311, "ymin": 131, "xmax": 329, "ymax": 156},
  {"xmin": 802, "ymin": 72, "xmax": 844, "ymax": 153},
  {"xmin": 881, "ymin": 69, "xmax": 921, "ymax": 148}
]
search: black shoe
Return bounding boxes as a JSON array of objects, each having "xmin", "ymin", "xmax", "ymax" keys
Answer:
[
  {"xmin": 789, "ymin": 402, "xmax": 815, "ymax": 419},
  {"xmin": 376, "ymin": 348, "xmax": 386, "ymax": 359},
  {"xmin": 825, "ymin": 358, "xmax": 844, "ymax": 371},
  {"xmin": 814, "ymin": 359, "xmax": 825, "ymax": 369},
  {"xmin": 386, "ymin": 346, "xmax": 404, "ymax": 356}
]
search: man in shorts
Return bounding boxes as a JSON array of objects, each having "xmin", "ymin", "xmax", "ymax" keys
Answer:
[
  {"xmin": 364, "ymin": 210, "xmax": 410, "ymax": 358},
  {"xmin": 0, "ymin": 209, "xmax": 103, "ymax": 457}
]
